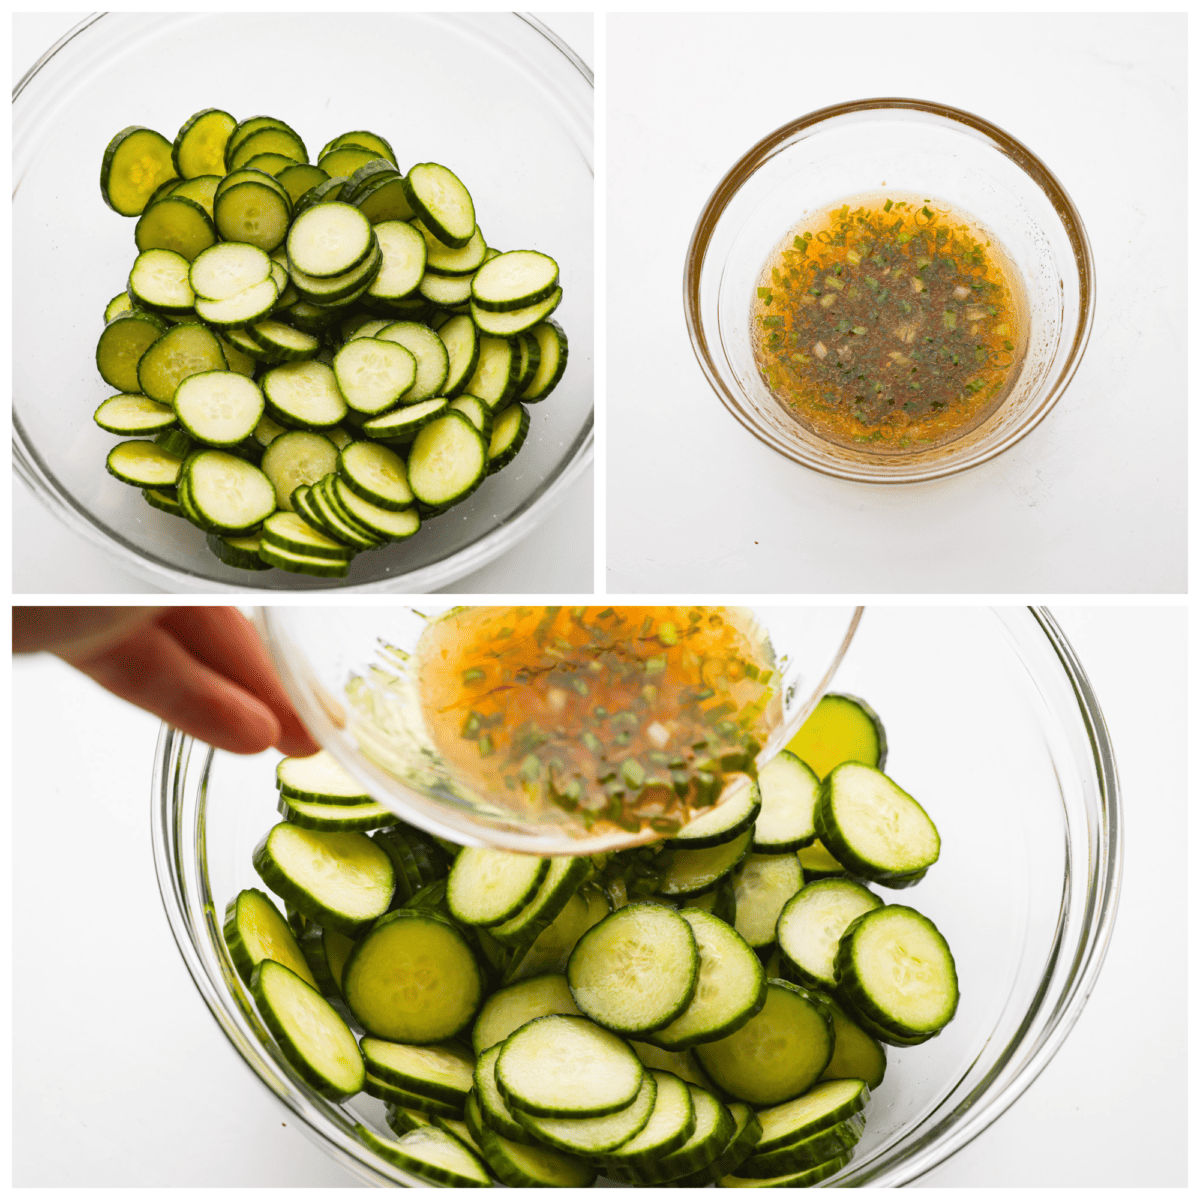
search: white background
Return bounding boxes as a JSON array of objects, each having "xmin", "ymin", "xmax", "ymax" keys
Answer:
[
  {"xmin": 10, "ymin": 607, "xmax": 1186, "ymax": 1186},
  {"xmin": 12, "ymin": 13, "xmax": 594, "ymax": 595},
  {"xmin": 606, "ymin": 13, "xmax": 1186, "ymax": 594}
]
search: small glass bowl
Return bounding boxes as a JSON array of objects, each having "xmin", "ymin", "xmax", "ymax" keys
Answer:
[
  {"xmin": 684, "ymin": 98, "xmax": 1095, "ymax": 483},
  {"xmin": 13, "ymin": 13, "xmax": 592, "ymax": 592},
  {"xmin": 153, "ymin": 607, "xmax": 1121, "ymax": 1186}
]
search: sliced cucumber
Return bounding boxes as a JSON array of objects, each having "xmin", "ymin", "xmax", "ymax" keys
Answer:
[
  {"xmin": 223, "ymin": 887, "xmax": 317, "ymax": 988},
  {"xmin": 288, "ymin": 201, "xmax": 373, "ymax": 278},
  {"xmin": 250, "ymin": 959, "xmax": 364, "ymax": 1100},
  {"xmin": 136, "ymin": 322, "xmax": 227, "ymax": 406},
  {"xmin": 752, "ymin": 751, "xmax": 821, "ymax": 852},
  {"xmin": 342, "ymin": 909, "xmax": 484, "ymax": 1042},
  {"xmin": 488, "ymin": 855, "xmax": 591, "ymax": 948},
  {"xmin": 513, "ymin": 1070, "xmax": 656, "ymax": 1155},
  {"xmin": 658, "ymin": 828, "xmax": 754, "ymax": 899},
  {"xmin": 753, "ymin": 1077, "xmax": 871, "ymax": 1153},
  {"xmin": 174, "ymin": 371, "xmax": 264, "ymax": 446},
  {"xmin": 473, "ymin": 1043, "xmax": 537, "ymax": 1144},
  {"xmin": 252, "ymin": 822, "xmax": 394, "ymax": 936},
  {"xmin": 338, "ymin": 440, "xmax": 413, "ymax": 510},
  {"xmin": 189, "ymin": 241, "xmax": 273, "ymax": 300},
  {"xmin": 818, "ymin": 995, "xmax": 887, "ymax": 1089},
  {"xmin": 471, "ymin": 973, "xmax": 581, "ymax": 1057},
  {"xmin": 262, "ymin": 360, "xmax": 348, "ymax": 430},
  {"xmin": 777, "ymin": 878, "xmax": 882, "ymax": 992},
  {"xmin": 260, "ymin": 430, "xmax": 339, "ymax": 512},
  {"xmin": 718, "ymin": 1150, "xmax": 852, "ymax": 1188},
  {"xmin": 503, "ymin": 882, "xmax": 607, "ymax": 983},
  {"xmin": 94, "ymin": 393, "xmax": 176, "ymax": 435},
  {"xmin": 194, "ymin": 278, "xmax": 279, "ymax": 329},
  {"xmin": 673, "ymin": 783, "xmax": 761, "ymax": 849},
  {"xmin": 333, "ymin": 337, "xmax": 416, "ymax": 413},
  {"xmin": 449, "ymin": 394, "xmax": 494, "ymax": 446},
  {"xmin": 96, "ymin": 310, "xmax": 169, "ymax": 392},
  {"xmin": 360, "ymin": 1038, "xmax": 474, "ymax": 1106},
  {"xmin": 418, "ymin": 270, "xmax": 474, "ymax": 307},
  {"xmin": 322, "ymin": 129, "xmax": 398, "ymax": 165},
  {"xmin": 136, "ymin": 194, "xmax": 217, "ymax": 261},
  {"xmin": 797, "ymin": 839, "xmax": 848, "ymax": 880},
  {"xmin": 403, "ymin": 163, "xmax": 476, "ymax": 248},
  {"xmin": 145, "ymin": 486, "xmax": 185, "ymax": 517},
  {"xmin": 731, "ymin": 853, "xmax": 803, "ymax": 950},
  {"xmin": 834, "ymin": 904, "xmax": 958, "ymax": 1044},
  {"xmin": 816, "ymin": 762, "xmax": 940, "ymax": 886},
  {"xmin": 786, "ymin": 693, "xmax": 887, "ymax": 780},
  {"xmin": 438, "ymin": 314, "xmax": 480, "ymax": 395},
  {"xmin": 386, "ymin": 1105, "xmax": 434, "ymax": 1136},
  {"xmin": 738, "ymin": 1111, "xmax": 864, "ymax": 1178},
  {"xmin": 364, "ymin": 1071, "xmax": 464, "ymax": 1115},
  {"xmin": 406, "ymin": 411, "xmax": 487, "ymax": 506},
  {"xmin": 173, "ymin": 107, "xmax": 236, "ymax": 178},
  {"xmin": 101, "ymin": 126, "xmax": 176, "ymax": 215},
  {"xmin": 496, "ymin": 1014, "xmax": 643, "ymax": 1118},
  {"xmin": 246, "ymin": 320, "xmax": 321, "ymax": 362},
  {"xmin": 464, "ymin": 335, "xmax": 519, "ymax": 409},
  {"xmin": 629, "ymin": 1040, "xmax": 713, "ymax": 1090},
  {"xmin": 184, "ymin": 451, "xmax": 276, "ymax": 533},
  {"xmin": 520, "ymin": 319, "xmax": 568, "ymax": 402},
  {"xmin": 214, "ymin": 180, "xmax": 291, "ymax": 252},
  {"xmin": 610, "ymin": 1085, "xmax": 733, "ymax": 1184},
  {"xmin": 568, "ymin": 903, "xmax": 698, "ymax": 1035},
  {"xmin": 356, "ymin": 1124, "xmax": 490, "ymax": 1188},
  {"xmin": 367, "ymin": 221, "xmax": 426, "ymax": 299},
  {"xmin": 104, "ymin": 291, "xmax": 134, "ymax": 323},
  {"xmin": 106, "ymin": 440, "xmax": 183, "ymax": 488},
  {"xmin": 671, "ymin": 1101, "xmax": 762, "ymax": 1186},
  {"xmin": 376, "ymin": 321, "xmax": 450, "ymax": 401},
  {"xmin": 277, "ymin": 163, "xmax": 330, "ymax": 206},
  {"xmin": 649, "ymin": 908, "xmax": 765, "ymax": 1050},
  {"xmin": 447, "ymin": 848, "xmax": 549, "ymax": 928},
  {"xmin": 470, "ymin": 287, "xmax": 562, "ymax": 337},
  {"xmin": 471, "ymin": 1098, "xmax": 597, "ymax": 1187},
  {"xmin": 279, "ymin": 794, "xmax": 393, "ymax": 832},
  {"xmin": 695, "ymin": 981, "xmax": 833, "ymax": 1106},
  {"xmin": 486, "ymin": 404, "xmax": 530, "ymax": 474},
  {"xmin": 206, "ymin": 532, "xmax": 272, "ymax": 570},
  {"xmin": 329, "ymin": 478, "xmax": 419, "ymax": 541},
  {"xmin": 471, "ymin": 250, "xmax": 559, "ymax": 312},
  {"xmin": 228, "ymin": 125, "xmax": 307, "ymax": 171},
  {"xmin": 603, "ymin": 1070, "xmax": 696, "ymax": 1166},
  {"xmin": 417, "ymin": 220, "xmax": 487, "ymax": 277},
  {"xmin": 128, "ymin": 248, "xmax": 195, "ymax": 314}
]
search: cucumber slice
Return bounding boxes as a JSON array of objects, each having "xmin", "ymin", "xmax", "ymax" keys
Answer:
[
  {"xmin": 189, "ymin": 241, "xmax": 273, "ymax": 301},
  {"xmin": 250, "ymin": 959, "xmax": 364, "ymax": 1100},
  {"xmin": 786, "ymin": 693, "xmax": 888, "ymax": 780},
  {"xmin": 406, "ymin": 411, "xmax": 487, "ymax": 506},
  {"xmin": 223, "ymin": 887, "xmax": 317, "ymax": 989},
  {"xmin": 94, "ymin": 393, "xmax": 176, "ymax": 435},
  {"xmin": 834, "ymin": 904, "xmax": 958, "ymax": 1044},
  {"xmin": 263, "ymin": 360, "xmax": 348, "ymax": 429},
  {"xmin": 658, "ymin": 828, "xmax": 753, "ymax": 899},
  {"xmin": 818, "ymin": 995, "xmax": 887, "ymax": 1089},
  {"xmin": 753, "ymin": 752, "xmax": 821, "ymax": 852},
  {"xmin": 376, "ymin": 321, "xmax": 450, "ymax": 402},
  {"xmin": 278, "ymin": 794, "xmax": 393, "ymax": 832},
  {"xmin": 470, "ymin": 287, "xmax": 562, "ymax": 337},
  {"xmin": 472, "ymin": 973, "xmax": 581, "ymax": 1057},
  {"xmin": 184, "ymin": 451, "xmax": 276, "ymax": 533},
  {"xmin": 329, "ymin": 478, "xmax": 418, "ymax": 540},
  {"xmin": 174, "ymin": 371, "xmax": 264, "ymax": 446},
  {"xmin": 503, "ymin": 882, "xmax": 608, "ymax": 983},
  {"xmin": 568, "ymin": 903, "xmax": 698, "ymax": 1035},
  {"xmin": 288, "ymin": 202, "xmax": 373, "ymax": 278},
  {"xmin": 386, "ymin": 1105, "xmax": 434, "ymax": 1136},
  {"xmin": 777, "ymin": 878, "xmax": 883, "ymax": 991},
  {"xmin": 252, "ymin": 823, "xmax": 394, "ymax": 936},
  {"xmin": 496, "ymin": 1014, "xmax": 643, "ymax": 1118},
  {"xmin": 629, "ymin": 1040, "xmax": 713, "ymax": 1090},
  {"xmin": 367, "ymin": 221, "xmax": 426, "ymax": 299},
  {"xmin": 473, "ymin": 1043, "xmax": 537, "ymax": 1144},
  {"xmin": 246, "ymin": 320, "xmax": 321, "ymax": 363},
  {"xmin": 338, "ymin": 441, "xmax": 413, "ymax": 510},
  {"xmin": 277, "ymin": 163, "xmax": 330, "ymax": 206},
  {"xmin": 261, "ymin": 430, "xmax": 339, "ymax": 512},
  {"xmin": 137, "ymin": 323, "xmax": 227, "ymax": 406},
  {"xmin": 343, "ymin": 909, "xmax": 484, "ymax": 1042},
  {"xmin": 96, "ymin": 310, "xmax": 169, "ymax": 392},
  {"xmin": 447, "ymin": 848, "xmax": 549, "ymax": 928},
  {"xmin": 486, "ymin": 404, "xmax": 530, "ymax": 474},
  {"xmin": 403, "ymin": 163, "xmax": 476, "ymax": 248},
  {"xmin": 318, "ymin": 145, "xmax": 386, "ymax": 178},
  {"xmin": 243, "ymin": 151, "xmax": 301, "ymax": 177},
  {"xmin": 438, "ymin": 314, "xmax": 480, "ymax": 395},
  {"xmin": 290, "ymin": 241, "xmax": 382, "ymax": 303},
  {"xmin": 228, "ymin": 125, "xmax": 308, "ymax": 171},
  {"xmin": 673, "ymin": 783, "xmax": 761, "ymax": 849},
  {"xmin": 356, "ymin": 1124, "xmax": 490, "ymax": 1188},
  {"xmin": 514, "ymin": 1070, "xmax": 656, "ymax": 1155},
  {"xmin": 104, "ymin": 291, "xmax": 134, "ymax": 323},
  {"xmin": 293, "ymin": 175, "xmax": 349, "ymax": 218},
  {"xmin": 322, "ymin": 129, "xmax": 398, "ymax": 165},
  {"xmin": 173, "ymin": 107, "xmax": 236, "ymax": 178},
  {"xmin": 471, "ymin": 1095, "xmax": 597, "ymax": 1187},
  {"xmin": 649, "ymin": 908, "xmax": 766, "ymax": 1050},
  {"xmin": 106, "ymin": 440, "xmax": 182, "ymax": 488},
  {"xmin": 738, "ymin": 1111, "xmax": 864, "ymax": 1178},
  {"xmin": 732, "ymin": 853, "xmax": 804, "ymax": 950},
  {"xmin": 463, "ymin": 335, "xmax": 519, "ymax": 409},
  {"xmin": 671, "ymin": 1101, "xmax": 762, "ymax": 1186},
  {"xmin": 227, "ymin": 116, "xmax": 301, "ymax": 158},
  {"xmin": 194, "ymin": 278, "xmax": 279, "ymax": 329},
  {"xmin": 755, "ymin": 1077, "xmax": 870, "ymax": 1153},
  {"xmin": 135, "ymin": 194, "xmax": 217, "ymax": 261},
  {"xmin": 449, "ymin": 394, "xmax": 493, "ymax": 445},
  {"xmin": 695, "ymin": 981, "xmax": 833, "ymax": 1106},
  {"xmin": 261, "ymin": 511, "xmax": 353, "ymax": 561},
  {"xmin": 514, "ymin": 330, "xmax": 541, "ymax": 391},
  {"xmin": 206, "ymin": 532, "xmax": 273, "ymax": 570},
  {"xmin": 488, "ymin": 855, "xmax": 591, "ymax": 948},
  {"xmin": 128, "ymin": 248, "xmax": 195, "ymax": 313},
  {"xmin": 610, "ymin": 1085, "xmax": 734, "ymax": 1184},
  {"xmin": 355, "ymin": 173, "xmax": 418, "ymax": 223},
  {"xmin": 360, "ymin": 1038, "xmax": 474, "ymax": 1106},
  {"xmin": 471, "ymin": 250, "xmax": 559, "ymax": 312},
  {"xmin": 418, "ymin": 270, "xmax": 473, "ymax": 307},
  {"xmin": 100, "ymin": 126, "xmax": 176, "ymax": 215},
  {"xmin": 603, "ymin": 1070, "xmax": 696, "ymax": 1165},
  {"xmin": 718, "ymin": 1150, "xmax": 852, "ymax": 1188},
  {"xmin": 816, "ymin": 762, "xmax": 940, "ymax": 885},
  {"xmin": 170, "ymin": 174, "xmax": 220, "ymax": 218},
  {"xmin": 365, "ymin": 1071, "xmax": 464, "ymax": 1115},
  {"xmin": 215, "ymin": 167, "xmax": 291, "ymax": 205},
  {"xmin": 797, "ymin": 839, "xmax": 848, "ymax": 880},
  {"xmin": 520, "ymin": 319, "xmax": 568, "ymax": 402},
  {"xmin": 296, "ymin": 921, "xmax": 356, "ymax": 1011},
  {"xmin": 214, "ymin": 180, "xmax": 291, "ymax": 252},
  {"xmin": 145, "ymin": 486, "xmax": 185, "ymax": 517},
  {"xmin": 333, "ymin": 337, "xmax": 416, "ymax": 413}
]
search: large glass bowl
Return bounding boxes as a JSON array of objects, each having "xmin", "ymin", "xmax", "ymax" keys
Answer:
[
  {"xmin": 252, "ymin": 605, "xmax": 861, "ymax": 855},
  {"xmin": 13, "ymin": 13, "xmax": 592, "ymax": 592},
  {"xmin": 153, "ymin": 607, "xmax": 1121, "ymax": 1186},
  {"xmin": 684, "ymin": 99, "xmax": 1094, "ymax": 483}
]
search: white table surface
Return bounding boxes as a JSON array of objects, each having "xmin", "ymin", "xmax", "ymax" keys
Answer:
[
  {"xmin": 607, "ymin": 13, "xmax": 1186, "ymax": 594},
  {"xmin": 12, "ymin": 13, "xmax": 594, "ymax": 597},
  {"xmin": 11, "ymin": 606, "xmax": 1186, "ymax": 1186}
]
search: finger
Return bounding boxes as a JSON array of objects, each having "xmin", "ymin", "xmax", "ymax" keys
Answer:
[
  {"xmin": 13, "ymin": 606, "xmax": 164, "ymax": 656},
  {"xmin": 154, "ymin": 607, "xmax": 319, "ymax": 757},
  {"xmin": 59, "ymin": 622, "xmax": 283, "ymax": 755}
]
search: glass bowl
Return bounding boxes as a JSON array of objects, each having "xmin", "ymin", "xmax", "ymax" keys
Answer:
[
  {"xmin": 153, "ymin": 607, "xmax": 1121, "ymax": 1186},
  {"xmin": 252, "ymin": 605, "xmax": 861, "ymax": 855},
  {"xmin": 13, "ymin": 13, "xmax": 592, "ymax": 592},
  {"xmin": 684, "ymin": 98, "xmax": 1095, "ymax": 483}
]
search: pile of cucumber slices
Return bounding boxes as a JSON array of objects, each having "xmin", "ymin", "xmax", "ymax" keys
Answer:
[
  {"xmin": 95, "ymin": 110, "xmax": 568, "ymax": 578},
  {"xmin": 224, "ymin": 694, "xmax": 958, "ymax": 1186}
]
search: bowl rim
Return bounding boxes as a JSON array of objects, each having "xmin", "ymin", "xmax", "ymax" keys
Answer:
[
  {"xmin": 683, "ymin": 96, "xmax": 1097, "ymax": 484},
  {"xmin": 12, "ymin": 11, "xmax": 593, "ymax": 594},
  {"xmin": 150, "ymin": 606, "xmax": 1122, "ymax": 1187}
]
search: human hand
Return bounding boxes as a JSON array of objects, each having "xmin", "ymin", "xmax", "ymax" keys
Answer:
[{"xmin": 12, "ymin": 606, "xmax": 319, "ymax": 757}]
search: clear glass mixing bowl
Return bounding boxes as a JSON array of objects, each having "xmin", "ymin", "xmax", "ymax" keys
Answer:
[
  {"xmin": 13, "ymin": 13, "xmax": 592, "ymax": 592},
  {"xmin": 252, "ymin": 605, "xmax": 861, "ymax": 855},
  {"xmin": 153, "ymin": 607, "xmax": 1121, "ymax": 1186},
  {"xmin": 684, "ymin": 99, "xmax": 1095, "ymax": 483}
]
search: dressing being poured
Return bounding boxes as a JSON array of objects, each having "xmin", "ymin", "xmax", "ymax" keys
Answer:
[{"xmin": 416, "ymin": 606, "xmax": 781, "ymax": 839}]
